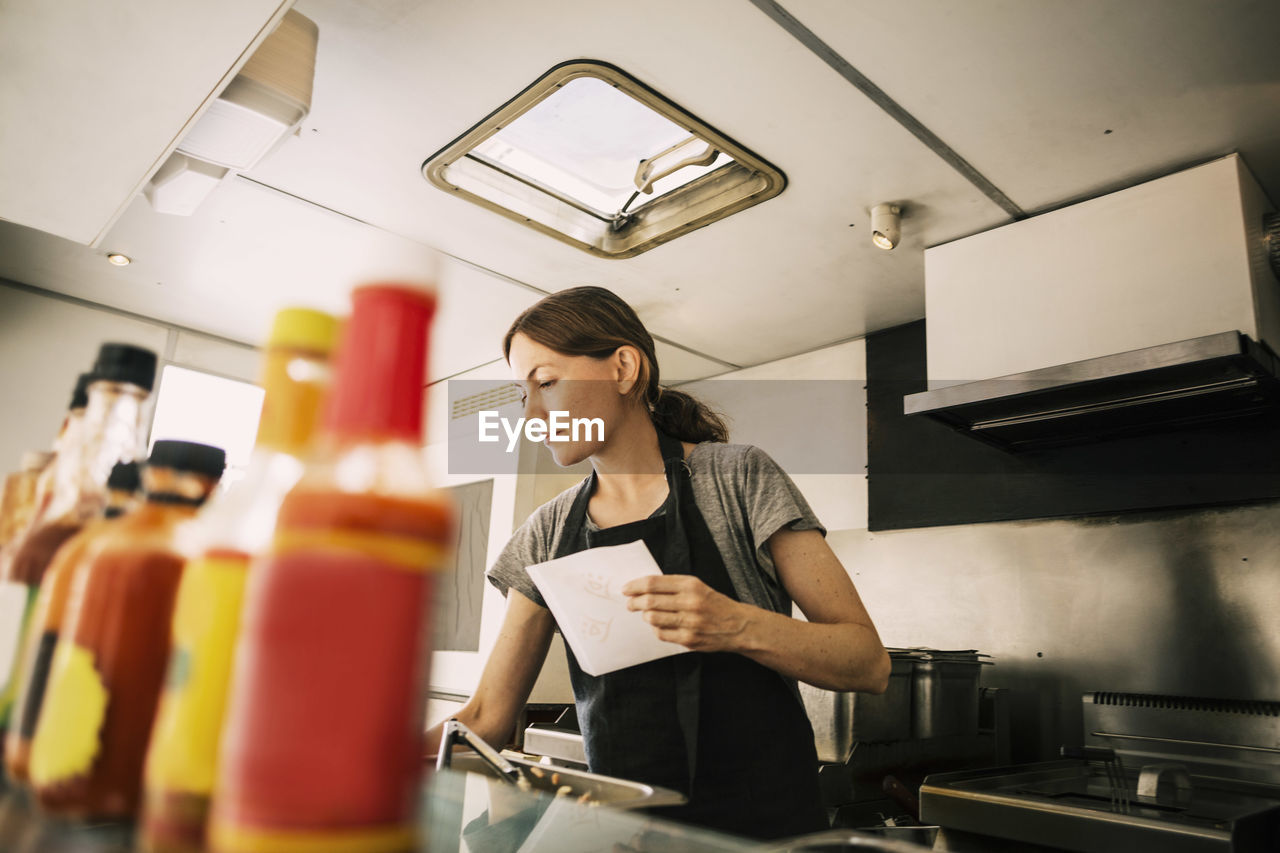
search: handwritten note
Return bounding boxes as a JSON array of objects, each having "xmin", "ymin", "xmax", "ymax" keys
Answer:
[{"xmin": 526, "ymin": 540, "xmax": 689, "ymax": 676}]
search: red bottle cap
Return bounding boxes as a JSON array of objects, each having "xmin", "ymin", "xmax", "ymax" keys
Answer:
[{"xmin": 326, "ymin": 284, "xmax": 437, "ymax": 443}]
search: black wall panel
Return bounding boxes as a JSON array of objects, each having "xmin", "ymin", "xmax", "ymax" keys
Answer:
[{"xmin": 866, "ymin": 321, "xmax": 1280, "ymax": 530}]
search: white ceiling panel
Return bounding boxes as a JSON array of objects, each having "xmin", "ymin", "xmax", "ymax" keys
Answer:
[
  {"xmin": 0, "ymin": 0, "xmax": 291, "ymax": 244},
  {"xmin": 242, "ymin": 0, "xmax": 1010, "ymax": 366},
  {"xmin": 0, "ymin": 177, "xmax": 551, "ymax": 383},
  {"xmin": 3, "ymin": 0, "xmax": 1278, "ymax": 381},
  {"xmin": 785, "ymin": 0, "xmax": 1280, "ymax": 212}
]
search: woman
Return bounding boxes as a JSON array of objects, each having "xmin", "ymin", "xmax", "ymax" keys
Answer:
[{"xmin": 426, "ymin": 286, "xmax": 890, "ymax": 840}]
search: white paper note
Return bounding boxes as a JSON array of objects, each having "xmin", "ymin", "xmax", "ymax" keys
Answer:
[{"xmin": 526, "ymin": 540, "xmax": 689, "ymax": 676}]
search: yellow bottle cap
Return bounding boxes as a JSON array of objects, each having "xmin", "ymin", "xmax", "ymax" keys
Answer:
[{"xmin": 267, "ymin": 307, "xmax": 339, "ymax": 355}]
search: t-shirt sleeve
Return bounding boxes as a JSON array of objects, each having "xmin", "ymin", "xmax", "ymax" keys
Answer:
[
  {"xmin": 741, "ymin": 445, "xmax": 826, "ymax": 568},
  {"xmin": 485, "ymin": 510, "xmax": 552, "ymax": 609}
]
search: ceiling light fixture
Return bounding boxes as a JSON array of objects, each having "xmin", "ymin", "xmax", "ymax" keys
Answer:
[
  {"xmin": 106, "ymin": 253, "xmax": 131, "ymax": 266},
  {"xmin": 144, "ymin": 10, "xmax": 318, "ymax": 217},
  {"xmin": 870, "ymin": 203, "xmax": 902, "ymax": 250}
]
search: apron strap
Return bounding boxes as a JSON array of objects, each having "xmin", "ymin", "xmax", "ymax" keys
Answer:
[{"xmin": 550, "ymin": 430, "xmax": 721, "ymax": 790}]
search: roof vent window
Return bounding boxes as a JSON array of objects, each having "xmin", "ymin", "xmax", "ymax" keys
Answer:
[{"xmin": 423, "ymin": 61, "xmax": 784, "ymax": 258}]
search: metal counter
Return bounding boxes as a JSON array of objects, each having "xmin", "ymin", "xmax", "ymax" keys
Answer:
[{"xmin": 0, "ymin": 770, "xmax": 753, "ymax": 853}]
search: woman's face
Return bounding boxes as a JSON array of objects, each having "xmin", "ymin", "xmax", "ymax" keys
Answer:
[{"xmin": 507, "ymin": 333, "xmax": 641, "ymax": 466}]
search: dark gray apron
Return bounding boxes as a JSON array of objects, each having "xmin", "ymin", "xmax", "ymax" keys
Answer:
[{"xmin": 552, "ymin": 432, "xmax": 827, "ymax": 839}]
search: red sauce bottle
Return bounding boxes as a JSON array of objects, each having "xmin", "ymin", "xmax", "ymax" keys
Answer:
[
  {"xmin": 210, "ymin": 284, "xmax": 454, "ymax": 853},
  {"xmin": 28, "ymin": 441, "xmax": 225, "ymax": 818}
]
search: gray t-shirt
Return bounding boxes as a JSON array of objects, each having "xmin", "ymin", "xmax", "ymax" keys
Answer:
[{"xmin": 486, "ymin": 443, "xmax": 825, "ymax": 616}]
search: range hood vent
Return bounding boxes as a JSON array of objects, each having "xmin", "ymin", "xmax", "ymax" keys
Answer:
[{"xmin": 903, "ymin": 332, "xmax": 1280, "ymax": 451}]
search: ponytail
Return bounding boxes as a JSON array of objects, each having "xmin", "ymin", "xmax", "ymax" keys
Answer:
[
  {"xmin": 503, "ymin": 286, "xmax": 729, "ymax": 444},
  {"xmin": 649, "ymin": 387, "xmax": 728, "ymax": 444}
]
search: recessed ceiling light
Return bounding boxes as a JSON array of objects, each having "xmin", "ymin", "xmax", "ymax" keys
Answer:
[{"xmin": 106, "ymin": 253, "xmax": 132, "ymax": 266}]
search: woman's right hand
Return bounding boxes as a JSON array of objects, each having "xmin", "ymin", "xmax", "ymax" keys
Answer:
[{"xmin": 423, "ymin": 590, "xmax": 556, "ymax": 759}]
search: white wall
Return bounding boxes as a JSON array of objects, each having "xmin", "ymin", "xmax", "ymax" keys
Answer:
[
  {"xmin": 682, "ymin": 338, "xmax": 870, "ymax": 532},
  {"xmin": 0, "ymin": 280, "xmax": 260, "ymax": 472}
]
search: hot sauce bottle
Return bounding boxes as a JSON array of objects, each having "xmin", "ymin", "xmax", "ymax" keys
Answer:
[
  {"xmin": 0, "ymin": 451, "xmax": 55, "ymax": 550},
  {"xmin": 0, "ymin": 378, "xmax": 89, "ymax": 736},
  {"xmin": 0, "ymin": 450, "xmax": 53, "ymax": 758},
  {"xmin": 209, "ymin": 284, "xmax": 454, "ymax": 853},
  {"xmin": 29, "ymin": 440, "xmax": 225, "ymax": 819},
  {"xmin": 4, "ymin": 461, "xmax": 143, "ymax": 783},
  {"xmin": 0, "ymin": 351, "xmax": 156, "ymax": 735},
  {"xmin": 141, "ymin": 308, "xmax": 338, "ymax": 853}
]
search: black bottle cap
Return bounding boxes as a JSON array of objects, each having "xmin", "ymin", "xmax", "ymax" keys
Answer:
[
  {"xmin": 106, "ymin": 461, "xmax": 141, "ymax": 493},
  {"xmin": 69, "ymin": 372, "xmax": 95, "ymax": 410},
  {"xmin": 147, "ymin": 440, "xmax": 226, "ymax": 478},
  {"xmin": 91, "ymin": 344, "xmax": 158, "ymax": 392}
]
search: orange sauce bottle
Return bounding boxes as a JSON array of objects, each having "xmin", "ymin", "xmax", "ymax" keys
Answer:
[
  {"xmin": 28, "ymin": 442, "xmax": 224, "ymax": 819},
  {"xmin": 4, "ymin": 461, "xmax": 141, "ymax": 783},
  {"xmin": 1, "ymin": 353, "xmax": 155, "ymax": 737}
]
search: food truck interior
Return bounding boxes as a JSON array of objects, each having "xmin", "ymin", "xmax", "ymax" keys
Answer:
[{"xmin": 1, "ymin": 2, "xmax": 1279, "ymax": 851}]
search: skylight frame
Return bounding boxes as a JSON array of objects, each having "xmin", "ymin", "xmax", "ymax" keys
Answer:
[{"xmin": 422, "ymin": 60, "xmax": 786, "ymax": 259}]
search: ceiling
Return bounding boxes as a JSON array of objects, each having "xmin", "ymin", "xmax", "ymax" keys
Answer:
[{"xmin": 2, "ymin": 0, "xmax": 1278, "ymax": 383}]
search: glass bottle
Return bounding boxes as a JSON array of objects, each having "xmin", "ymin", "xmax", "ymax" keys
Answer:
[
  {"xmin": 0, "ymin": 451, "xmax": 54, "ymax": 549},
  {"xmin": 0, "ymin": 367, "xmax": 122, "ymax": 733},
  {"xmin": 209, "ymin": 285, "xmax": 454, "ymax": 853},
  {"xmin": 0, "ymin": 450, "xmax": 54, "ymax": 746},
  {"xmin": 5, "ymin": 347, "xmax": 156, "ymax": 589},
  {"xmin": 5, "ymin": 461, "xmax": 143, "ymax": 782},
  {"xmin": 141, "ymin": 308, "xmax": 338, "ymax": 853},
  {"xmin": 29, "ymin": 440, "xmax": 225, "ymax": 819}
]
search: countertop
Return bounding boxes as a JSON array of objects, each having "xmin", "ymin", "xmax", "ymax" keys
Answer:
[{"xmin": 0, "ymin": 768, "xmax": 766, "ymax": 853}]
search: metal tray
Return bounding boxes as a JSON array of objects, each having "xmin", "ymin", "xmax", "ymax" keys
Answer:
[{"xmin": 448, "ymin": 752, "xmax": 686, "ymax": 809}]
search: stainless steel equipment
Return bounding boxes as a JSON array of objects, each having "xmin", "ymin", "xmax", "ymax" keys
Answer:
[
  {"xmin": 448, "ymin": 751, "xmax": 686, "ymax": 809},
  {"xmin": 437, "ymin": 718, "xmax": 524, "ymax": 782},
  {"xmin": 903, "ymin": 332, "xmax": 1280, "ymax": 451},
  {"xmin": 759, "ymin": 828, "xmax": 936, "ymax": 851},
  {"xmin": 800, "ymin": 649, "xmax": 993, "ymax": 762},
  {"xmin": 800, "ymin": 649, "xmax": 1005, "ymax": 833},
  {"xmin": 920, "ymin": 691, "xmax": 1280, "ymax": 852},
  {"xmin": 908, "ymin": 650, "xmax": 989, "ymax": 740},
  {"xmin": 801, "ymin": 655, "xmax": 914, "ymax": 762},
  {"xmin": 522, "ymin": 722, "xmax": 587, "ymax": 768}
]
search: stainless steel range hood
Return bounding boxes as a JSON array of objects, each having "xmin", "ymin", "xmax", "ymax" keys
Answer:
[
  {"xmin": 903, "ymin": 332, "xmax": 1280, "ymax": 451},
  {"xmin": 907, "ymin": 155, "xmax": 1280, "ymax": 451}
]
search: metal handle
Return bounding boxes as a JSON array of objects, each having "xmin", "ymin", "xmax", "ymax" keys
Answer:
[
  {"xmin": 435, "ymin": 719, "xmax": 523, "ymax": 784},
  {"xmin": 1137, "ymin": 762, "xmax": 1193, "ymax": 807}
]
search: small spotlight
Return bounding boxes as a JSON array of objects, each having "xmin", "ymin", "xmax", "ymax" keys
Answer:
[
  {"xmin": 106, "ymin": 253, "xmax": 132, "ymax": 266},
  {"xmin": 870, "ymin": 203, "xmax": 901, "ymax": 250}
]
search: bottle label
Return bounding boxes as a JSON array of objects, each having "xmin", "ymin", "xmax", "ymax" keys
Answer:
[
  {"xmin": 0, "ymin": 581, "xmax": 31, "ymax": 687},
  {"xmin": 28, "ymin": 642, "xmax": 108, "ymax": 787},
  {"xmin": 214, "ymin": 545, "xmax": 438, "ymax": 831},
  {"xmin": 146, "ymin": 553, "xmax": 250, "ymax": 795},
  {"xmin": 18, "ymin": 631, "xmax": 58, "ymax": 738}
]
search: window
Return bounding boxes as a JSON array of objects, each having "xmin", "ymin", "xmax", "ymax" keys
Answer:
[
  {"xmin": 148, "ymin": 365, "xmax": 264, "ymax": 488},
  {"xmin": 423, "ymin": 60, "xmax": 785, "ymax": 258}
]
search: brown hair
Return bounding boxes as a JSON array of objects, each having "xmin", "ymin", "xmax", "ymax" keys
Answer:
[{"xmin": 503, "ymin": 286, "xmax": 728, "ymax": 444}]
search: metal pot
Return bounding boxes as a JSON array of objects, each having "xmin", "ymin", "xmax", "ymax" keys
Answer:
[{"xmin": 800, "ymin": 656, "xmax": 913, "ymax": 762}]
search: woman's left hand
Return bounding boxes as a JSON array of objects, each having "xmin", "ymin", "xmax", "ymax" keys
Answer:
[{"xmin": 621, "ymin": 575, "xmax": 750, "ymax": 652}]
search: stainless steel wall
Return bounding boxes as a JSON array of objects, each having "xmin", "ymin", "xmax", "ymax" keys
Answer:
[{"xmin": 826, "ymin": 499, "xmax": 1280, "ymax": 762}]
